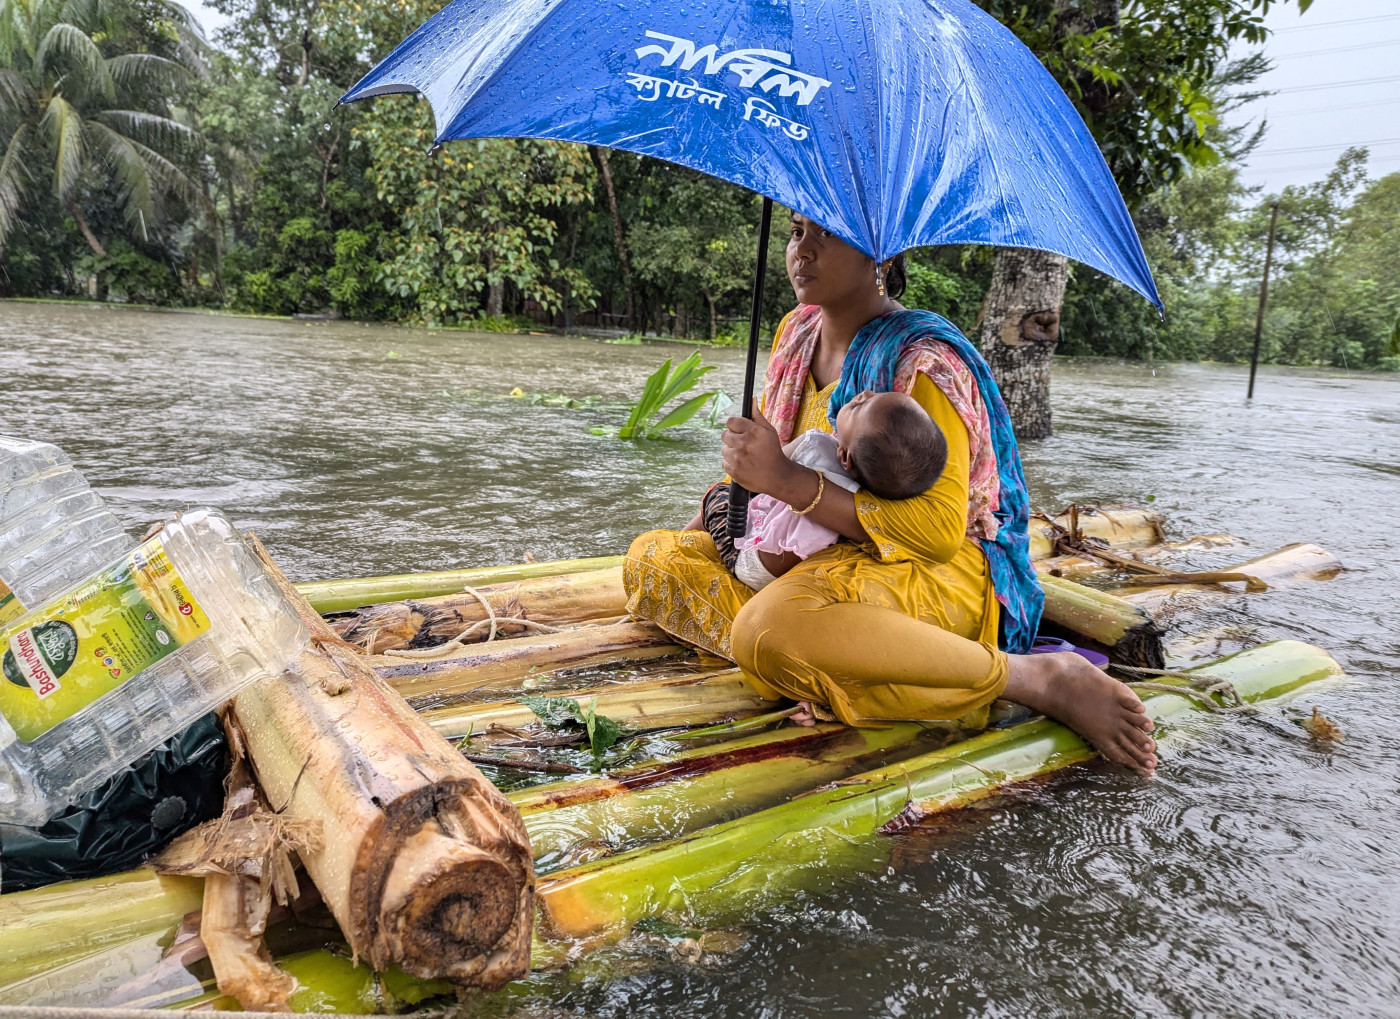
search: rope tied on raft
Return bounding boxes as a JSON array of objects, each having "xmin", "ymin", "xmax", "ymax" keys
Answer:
[
  {"xmin": 382, "ymin": 583, "xmax": 561, "ymax": 659},
  {"xmin": 1113, "ymin": 664, "xmax": 1258, "ymax": 715}
]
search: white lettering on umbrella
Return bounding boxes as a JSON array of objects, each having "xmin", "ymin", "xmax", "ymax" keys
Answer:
[
  {"xmin": 624, "ymin": 73, "xmax": 725, "ymax": 108},
  {"xmin": 635, "ymin": 31, "xmax": 831, "ymax": 107},
  {"xmin": 743, "ymin": 96, "xmax": 809, "ymax": 141}
]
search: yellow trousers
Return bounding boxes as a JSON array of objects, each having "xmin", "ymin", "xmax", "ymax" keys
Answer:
[{"xmin": 624, "ymin": 529, "xmax": 1009, "ymax": 727}]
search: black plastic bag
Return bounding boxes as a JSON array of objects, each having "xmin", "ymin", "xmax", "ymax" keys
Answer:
[{"xmin": 0, "ymin": 713, "xmax": 229, "ymax": 892}]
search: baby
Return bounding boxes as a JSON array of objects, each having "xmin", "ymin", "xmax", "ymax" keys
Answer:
[{"xmin": 703, "ymin": 391, "xmax": 949, "ymax": 590}]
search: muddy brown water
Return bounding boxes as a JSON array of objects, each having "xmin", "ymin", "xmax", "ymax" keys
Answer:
[{"xmin": 2, "ymin": 301, "xmax": 1398, "ymax": 1017}]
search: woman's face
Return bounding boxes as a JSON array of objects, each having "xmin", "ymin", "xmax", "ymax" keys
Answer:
[{"xmin": 786, "ymin": 213, "xmax": 876, "ymax": 308}]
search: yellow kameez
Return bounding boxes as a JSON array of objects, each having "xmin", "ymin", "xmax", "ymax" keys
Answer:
[{"xmin": 624, "ymin": 364, "xmax": 1009, "ymax": 727}]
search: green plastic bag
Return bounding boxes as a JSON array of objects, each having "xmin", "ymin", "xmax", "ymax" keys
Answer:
[{"xmin": 0, "ymin": 713, "xmax": 228, "ymax": 892}]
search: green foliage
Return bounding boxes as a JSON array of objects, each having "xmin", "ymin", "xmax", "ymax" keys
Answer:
[
  {"xmin": 1062, "ymin": 150, "xmax": 1400, "ymax": 370},
  {"xmin": 617, "ymin": 351, "xmax": 718, "ymax": 440},
  {"xmin": 0, "ymin": 0, "xmax": 207, "ymax": 273},
  {"xmin": 75, "ymin": 238, "xmax": 180, "ymax": 303},
  {"xmin": 358, "ymin": 97, "xmax": 596, "ymax": 326},
  {"xmin": 518, "ymin": 694, "xmax": 624, "ymax": 757}
]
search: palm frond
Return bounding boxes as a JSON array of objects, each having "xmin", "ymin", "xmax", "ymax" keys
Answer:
[
  {"xmin": 0, "ymin": 123, "xmax": 32, "ymax": 248},
  {"xmin": 82, "ymin": 118, "xmax": 153, "ymax": 228},
  {"xmin": 95, "ymin": 108, "xmax": 197, "ymax": 155},
  {"xmin": 56, "ymin": 0, "xmax": 100, "ymax": 34},
  {"xmin": 0, "ymin": 67, "xmax": 37, "ymax": 117},
  {"xmin": 40, "ymin": 93, "xmax": 83, "ymax": 198},
  {"xmin": 34, "ymin": 21, "xmax": 113, "ymax": 101},
  {"xmin": 106, "ymin": 52, "xmax": 192, "ymax": 92}
]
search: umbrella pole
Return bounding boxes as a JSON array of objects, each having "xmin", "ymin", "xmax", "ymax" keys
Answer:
[{"xmin": 727, "ymin": 196, "xmax": 775, "ymax": 540}]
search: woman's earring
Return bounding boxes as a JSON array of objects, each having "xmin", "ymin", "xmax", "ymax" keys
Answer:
[{"xmin": 875, "ymin": 262, "xmax": 885, "ymax": 297}]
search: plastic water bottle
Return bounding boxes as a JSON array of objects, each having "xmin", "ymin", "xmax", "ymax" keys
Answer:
[
  {"xmin": 0, "ymin": 435, "xmax": 131, "ymax": 627},
  {"xmin": 0, "ymin": 508, "xmax": 308, "ymax": 825}
]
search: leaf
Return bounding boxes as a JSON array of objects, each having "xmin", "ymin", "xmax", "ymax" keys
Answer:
[
  {"xmin": 650, "ymin": 390, "xmax": 718, "ymax": 432},
  {"xmin": 580, "ymin": 697, "xmax": 622, "ymax": 756},
  {"xmin": 518, "ymin": 694, "xmax": 585, "ymax": 729},
  {"xmin": 624, "ymin": 359, "xmax": 671, "ymax": 433}
]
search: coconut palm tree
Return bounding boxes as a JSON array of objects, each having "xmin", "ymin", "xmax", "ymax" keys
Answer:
[{"xmin": 0, "ymin": 0, "xmax": 206, "ymax": 258}]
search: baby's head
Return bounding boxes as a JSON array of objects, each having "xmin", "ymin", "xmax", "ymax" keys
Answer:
[{"xmin": 834, "ymin": 390, "xmax": 948, "ymax": 499}]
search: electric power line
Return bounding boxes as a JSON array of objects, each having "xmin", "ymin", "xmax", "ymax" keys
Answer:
[
  {"xmin": 1273, "ymin": 37, "xmax": 1400, "ymax": 59},
  {"xmin": 1251, "ymin": 157, "xmax": 1400, "ymax": 174},
  {"xmin": 1253, "ymin": 136, "xmax": 1400, "ymax": 156},
  {"xmin": 1265, "ymin": 96, "xmax": 1400, "ymax": 117},
  {"xmin": 1271, "ymin": 73, "xmax": 1400, "ymax": 94},
  {"xmin": 1274, "ymin": 12, "xmax": 1400, "ymax": 34}
]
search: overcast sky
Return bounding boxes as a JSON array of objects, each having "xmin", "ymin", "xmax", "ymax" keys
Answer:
[
  {"xmin": 180, "ymin": 0, "xmax": 1399, "ymax": 196},
  {"xmin": 1227, "ymin": 0, "xmax": 1400, "ymax": 193}
]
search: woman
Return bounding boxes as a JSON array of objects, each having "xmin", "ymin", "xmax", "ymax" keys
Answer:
[{"xmin": 626, "ymin": 214, "xmax": 1157, "ymax": 776}]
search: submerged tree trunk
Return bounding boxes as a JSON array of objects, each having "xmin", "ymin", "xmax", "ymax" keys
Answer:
[
  {"xmin": 977, "ymin": 247, "xmax": 1069, "ymax": 439},
  {"xmin": 588, "ymin": 145, "xmax": 634, "ymax": 329},
  {"xmin": 485, "ymin": 250, "xmax": 505, "ymax": 318}
]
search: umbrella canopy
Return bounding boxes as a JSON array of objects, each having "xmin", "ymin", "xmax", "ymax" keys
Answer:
[{"xmin": 341, "ymin": 0, "xmax": 1160, "ymax": 308}]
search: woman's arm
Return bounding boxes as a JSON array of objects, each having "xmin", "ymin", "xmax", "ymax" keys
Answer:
[
  {"xmin": 722, "ymin": 410, "xmax": 870, "ymax": 543},
  {"xmin": 722, "ymin": 374, "xmax": 972, "ymax": 560}
]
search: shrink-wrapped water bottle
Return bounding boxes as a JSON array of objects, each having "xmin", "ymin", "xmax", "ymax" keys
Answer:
[
  {"xmin": 0, "ymin": 508, "xmax": 307, "ymax": 825},
  {"xmin": 0, "ymin": 435, "xmax": 130, "ymax": 626}
]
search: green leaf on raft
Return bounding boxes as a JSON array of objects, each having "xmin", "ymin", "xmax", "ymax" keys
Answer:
[
  {"xmin": 519, "ymin": 694, "xmax": 625, "ymax": 756},
  {"xmin": 581, "ymin": 697, "xmax": 623, "ymax": 756},
  {"xmin": 518, "ymin": 694, "xmax": 586, "ymax": 729}
]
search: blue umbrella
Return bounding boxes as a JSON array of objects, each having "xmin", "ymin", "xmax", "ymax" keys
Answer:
[{"xmin": 342, "ymin": 0, "xmax": 1161, "ymax": 533}]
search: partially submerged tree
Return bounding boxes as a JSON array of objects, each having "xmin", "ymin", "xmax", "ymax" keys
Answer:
[{"xmin": 974, "ymin": 0, "xmax": 1312, "ymax": 438}]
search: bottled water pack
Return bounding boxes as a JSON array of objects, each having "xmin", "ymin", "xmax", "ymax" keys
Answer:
[{"xmin": 0, "ymin": 437, "xmax": 307, "ymax": 825}]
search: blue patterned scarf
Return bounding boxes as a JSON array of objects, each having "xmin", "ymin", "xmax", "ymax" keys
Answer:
[{"xmin": 828, "ymin": 310, "xmax": 1043, "ymax": 653}]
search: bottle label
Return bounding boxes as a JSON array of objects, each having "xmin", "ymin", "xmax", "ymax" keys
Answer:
[
  {"xmin": 0, "ymin": 537, "xmax": 210, "ymax": 743},
  {"xmin": 0, "ymin": 577, "xmax": 23, "ymax": 628}
]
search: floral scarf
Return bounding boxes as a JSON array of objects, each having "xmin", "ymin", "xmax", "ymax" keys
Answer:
[{"xmin": 762, "ymin": 304, "xmax": 1043, "ymax": 653}]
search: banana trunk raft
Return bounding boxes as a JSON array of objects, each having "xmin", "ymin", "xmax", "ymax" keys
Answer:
[{"xmin": 0, "ymin": 507, "xmax": 1346, "ymax": 1013}]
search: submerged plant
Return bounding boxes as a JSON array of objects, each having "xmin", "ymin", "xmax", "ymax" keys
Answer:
[{"xmin": 616, "ymin": 351, "xmax": 719, "ymax": 440}]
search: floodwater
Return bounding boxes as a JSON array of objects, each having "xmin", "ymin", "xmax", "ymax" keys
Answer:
[{"xmin": 2, "ymin": 301, "xmax": 1398, "ymax": 1017}]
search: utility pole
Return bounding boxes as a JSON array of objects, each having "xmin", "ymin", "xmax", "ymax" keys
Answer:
[{"xmin": 1247, "ymin": 198, "xmax": 1281, "ymax": 400}]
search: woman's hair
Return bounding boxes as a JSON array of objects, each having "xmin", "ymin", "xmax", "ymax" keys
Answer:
[{"xmin": 884, "ymin": 252, "xmax": 907, "ymax": 301}]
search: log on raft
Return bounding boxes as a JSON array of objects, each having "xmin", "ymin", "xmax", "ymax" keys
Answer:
[
  {"xmin": 230, "ymin": 536, "xmax": 535, "ymax": 989},
  {"xmin": 420, "ymin": 670, "xmax": 779, "ymax": 739},
  {"xmin": 515, "ymin": 721, "xmax": 956, "ymax": 873},
  {"xmin": 1113, "ymin": 542, "xmax": 1341, "ymax": 613},
  {"xmin": 330, "ymin": 568, "xmax": 629, "ymax": 654},
  {"xmin": 331, "ymin": 506, "xmax": 1168, "ymax": 655},
  {"xmin": 1037, "ymin": 572, "xmax": 1166, "ymax": 669},
  {"xmin": 372, "ymin": 620, "xmax": 690, "ymax": 708},
  {"xmin": 533, "ymin": 640, "xmax": 1342, "ymax": 942},
  {"xmin": 297, "ymin": 556, "xmax": 626, "ymax": 615},
  {"xmin": 1027, "ymin": 505, "xmax": 1163, "ymax": 559}
]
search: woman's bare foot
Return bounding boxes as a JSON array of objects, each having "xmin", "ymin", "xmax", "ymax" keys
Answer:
[{"xmin": 1003, "ymin": 652, "xmax": 1158, "ymax": 776}]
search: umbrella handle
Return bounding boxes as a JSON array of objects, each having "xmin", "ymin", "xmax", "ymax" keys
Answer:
[
  {"xmin": 726, "ymin": 481, "xmax": 751, "ymax": 541},
  {"xmin": 727, "ymin": 196, "xmax": 774, "ymax": 542}
]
